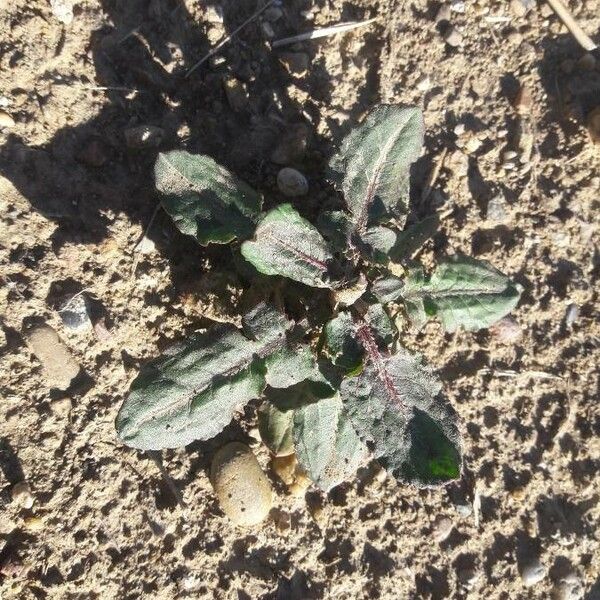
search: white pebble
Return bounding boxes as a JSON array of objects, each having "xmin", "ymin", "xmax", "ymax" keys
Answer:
[
  {"xmin": 520, "ymin": 559, "xmax": 546, "ymax": 587},
  {"xmin": 11, "ymin": 482, "xmax": 35, "ymax": 509}
]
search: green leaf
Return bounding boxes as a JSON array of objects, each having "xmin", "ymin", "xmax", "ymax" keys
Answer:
[
  {"xmin": 294, "ymin": 395, "xmax": 368, "ymax": 491},
  {"xmin": 265, "ymin": 344, "xmax": 318, "ymax": 389},
  {"xmin": 360, "ymin": 226, "xmax": 397, "ymax": 264},
  {"xmin": 340, "ymin": 332, "xmax": 461, "ymax": 487},
  {"xmin": 401, "ymin": 256, "xmax": 522, "ymax": 331},
  {"xmin": 329, "ymin": 105, "xmax": 424, "ymax": 233},
  {"xmin": 317, "ymin": 210, "xmax": 353, "ymax": 252},
  {"xmin": 389, "ymin": 215, "xmax": 439, "ymax": 261},
  {"xmin": 241, "ymin": 204, "xmax": 334, "ymax": 288},
  {"xmin": 371, "ymin": 274, "xmax": 404, "ymax": 304},
  {"xmin": 258, "ymin": 402, "xmax": 294, "ymax": 457},
  {"xmin": 155, "ymin": 150, "xmax": 262, "ymax": 245},
  {"xmin": 116, "ymin": 304, "xmax": 292, "ymax": 450},
  {"xmin": 323, "ymin": 311, "xmax": 362, "ymax": 372},
  {"xmin": 323, "ymin": 305, "xmax": 395, "ymax": 372}
]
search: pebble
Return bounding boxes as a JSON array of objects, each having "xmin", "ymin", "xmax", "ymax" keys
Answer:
[
  {"xmin": 272, "ymin": 453, "xmax": 311, "ymax": 497},
  {"xmin": 23, "ymin": 516, "xmax": 44, "ymax": 531},
  {"xmin": 271, "ymin": 123, "xmax": 310, "ymax": 165},
  {"xmin": 489, "ymin": 316, "xmax": 522, "ymax": 343},
  {"xmin": 50, "ymin": 0, "xmax": 73, "ymax": 24},
  {"xmin": 0, "ymin": 109, "xmax": 15, "ymax": 128},
  {"xmin": 486, "ymin": 195, "xmax": 510, "ymax": 223},
  {"xmin": 11, "ymin": 482, "xmax": 34, "ymax": 509},
  {"xmin": 432, "ymin": 515, "xmax": 454, "ymax": 542},
  {"xmin": 416, "ymin": 75, "xmax": 431, "ymax": 92},
  {"xmin": 210, "ymin": 442, "xmax": 272, "ymax": 526},
  {"xmin": 444, "ymin": 26, "xmax": 463, "ymax": 47},
  {"xmin": 510, "ymin": 0, "xmax": 534, "ymax": 17},
  {"xmin": 455, "ymin": 503, "xmax": 472, "ymax": 517},
  {"xmin": 205, "ymin": 4, "xmax": 224, "ymax": 23},
  {"xmin": 58, "ymin": 294, "xmax": 92, "ymax": 331},
  {"xmin": 124, "ymin": 125, "xmax": 164, "ymax": 149},
  {"xmin": 553, "ymin": 573, "xmax": 584, "ymax": 600},
  {"xmin": 277, "ymin": 167, "xmax": 308, "ymax": 197},
  {"xmin": 578, "ymin": 53, "xmax": 596, "ymax": 71},
  {"xmin": 503, "ymin": 150, "xmax": 518, "ymax": 161},
  {"xmin": 513, "ymin": 84, "xmax": 533, "ymax": 115},
  {"xmin": 223, "ymin": 77, "xmax": 248, "ymax": 113},
  {"xmin": 25, "ymin": 324, "xmax": 80, "ymax": 389},
  {"xmin": 520, "ymin": 557, "xmax": 546, "ymax": 587},
  {"xmin": 565, "ymin": 303, "xmax": 579, "ymax": 327},
  {"xmin": 587, "ymin": 107, "xmax": 600, "ymax": 145},
  {"xmin": 278, "ymin": 52, "xmax": 309, "ymax": 76},
  {"xmin": 435, "ymin": 4, "xmax": 451, "ymax": 22},
  {"xmin": 50, "ymin": 397, "xmax": 72, "ymax": 418}
]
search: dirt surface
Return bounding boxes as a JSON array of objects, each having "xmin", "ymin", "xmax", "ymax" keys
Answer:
[{"xmin": 1, "ymin": 0, "xmax": 599, "ymax": 598}]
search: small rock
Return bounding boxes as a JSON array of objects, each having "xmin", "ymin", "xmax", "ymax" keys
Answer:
[
  {"xmin": 578, "ymin": 53, "xmax": 596, "ymax": 71},
  {"xmin": 513, "ymin": 84, "xmax": 533, "ymax": 115},
  {"xmin": 503, "ymin": 150, "xmax": 518, "ymax": 161},
  {"xmin": 223, "ymin": 77, "xmax": 248, "ymax": 112},
  {"xmin": 50, "ymin": 397, "xmax": 72, "ymax": 417},
  {"xmin": 416, "ymin": 75, "xmax": 431, "ymax": 92},
  {"xmin": 272, "ymin": 453, "xmax": 311, "ymax": 496},
  {"xmin": 458, "ymin": 567, "xmax": 480, "ymax": 588},
  {"xmin": 23, "ymin": 516, "xmax": 44, "ymax": 531},
  {"xmin": 277, "ymin": 167, "xmax": 308, "ymax": 197},
  {"xmin": 435, "ymin": 4, "xmax": 451, "ymax": 22},
  {"xmin": 565, "ymin": 303, "xmax": 579, "ymax": 327},
  {"xmin": 205, "ymin": 4, "xmax": 224, "ymax": 23},
  {"xmin": 25, "ymin": 324, "xmax": 80, "ymax": 389},
  {"xmin": 444, "ymin": 26, "xmax": 463, "ymax": 47},
  {"xmin": 464, "ymin": 136, "xmax": 482, "ymax": 153},
  {"xmin": 211, "ymin": 442, "xmax": 272, "ymax": 526},
  {"xmin": 587, "ymin": 107, "xmax": 600, "ymax": 145},
  {"xmin": 271, "ymin": 123, "xmax": 310, "ymax": 165},
  {"xmin": 50, "ymin": 0, "xmax": 73, "ymax": 24},
  {"xmin": 489, "ymin": 316, "xmax": 522, "ymax": 343},
  {"xmin": 450, "ymin": 1, "xmax": 466, "ymax": 13},
  {"xmin": 261, "ymin": 20, "xmax": 275, "ymax": 39},
  {"xmin": 510, "ymin": 0, "xmax": 532, "ymax": 17},
  {"xmin": 124, "ymin": 125, "xmax": 164, "ymax": 149},
  {"xmin": 520, "ymin": 558, "xmax": 546, "ymax": 587},
  {"xmin": 553, "ymin": 573, "xmax": 584, "ymax": 600},
  {"xmin": 58, "ymin": 294, "xmax": 92, "ymax": 332},
  {"xmin": 0, "ymin": 109, "xmax": 15, "ymax": 128},
  {"xmin": 11, "ymin": 482, "xmax": 34, "ymax": 509},
  {"xmin": 278, "ymin": 52, "xmax": 309, "ymax": 76},
  {"xmin": 432, "ymin": 515, "xmax": 454, "ymax": 542},
  {"xmin": 486, "ymin": 195, "xmax": 510, "ymax": 223},
  {"xmin": 455, "ymin": 503, "xmax": 472, "ymax": 517}
]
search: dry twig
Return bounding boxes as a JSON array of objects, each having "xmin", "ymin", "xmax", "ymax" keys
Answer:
[
  {"xmin": 545, "ymin": 0, "xmax": 597, "ymax": 52},
  {"xmin": 272, "ymin": 17, "xmax": 378, "ymax": 48}
]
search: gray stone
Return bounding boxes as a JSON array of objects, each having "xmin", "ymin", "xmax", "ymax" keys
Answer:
[
  {"xmin": 444, "ymin": 26, "xmax": 463, "ymax": 47},
  {"xmin": 58, "ymin": 294, "xmax": 92, "ymax": 332},
  {"xmin": 124, "ymin": 125, "xmax": 164, "ymax": 149},
  {"xmin": 277, "ymin": 167, "xmax": 308, "ymax": 197},
  {"xmin": 520, "ymin": 558, "xmax": 546, "ymax": 587}
]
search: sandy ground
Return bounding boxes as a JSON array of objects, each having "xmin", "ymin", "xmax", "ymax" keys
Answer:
[{"xmin": 0, "ymin": 0, "xmax": 599, "ymax": 598}]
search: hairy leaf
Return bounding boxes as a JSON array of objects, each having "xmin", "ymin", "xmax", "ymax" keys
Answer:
[
  {"xmin": 329, "ymin": 105, "xmax": 424, "ymax": 233},
  {"xmin": 155, "ymin": 151, "xmax": 262, "ymax": 244},
  {"xmin": 389, "ymin": 214, "xmax": 439, "ymax": 261},
  {"xmin": 241, "ymin": 204, "xmax": 334, "ymax": 288},
  {"xmin": 258, "ymin": 402, "xmax": 294, "ymax": 457},
  {"xmin": 371, "ymin": 274, "xmax": 404, "ymax": 304},
  {"xmin": 317, "ymin": 210, "xmax": 353, "ymax": 252},
  {"xmin": 116, "ymin": 304, "xmax": 293, "ymax": 450},
  {"xmin": 401, "ymin": 256, "xmax": 522, "ymax": 331},
  {"xmin": 294, "ymin": 395, "xmax": 368, "ymax": 491},
  {"xmin": 340, "ymin": 324, "xmax": 461, "ymax": 487},
  {"xmin": 323, "ymin": 305, "xmax": 395, "ymax": 373}
]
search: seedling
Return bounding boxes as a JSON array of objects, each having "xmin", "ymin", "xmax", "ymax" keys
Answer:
[{"xmin": 116, "ymin": 105, "xmax": 521, "ymax": 491}]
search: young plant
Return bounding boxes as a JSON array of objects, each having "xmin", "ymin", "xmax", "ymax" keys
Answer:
[{"xmin": 116, "ymin": 105, "xmax": 521, "ymax": 492}]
